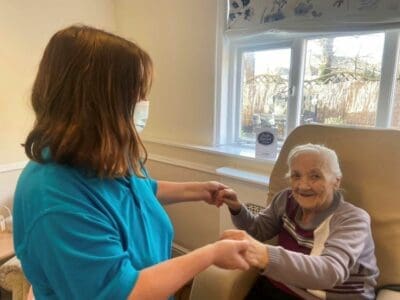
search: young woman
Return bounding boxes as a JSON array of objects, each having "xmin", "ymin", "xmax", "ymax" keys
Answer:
[{"xmin": 13, "ymin": 25, "xmax": 249, "ymax": 300}]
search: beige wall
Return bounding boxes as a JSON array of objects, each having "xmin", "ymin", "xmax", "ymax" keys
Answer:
[
  {"xmin": 0, "ymin": 168, "xmax": 23, "ymax": 209},
  {"xmin": 0, "ymin": 0, "xmax": 116, "ymax": 164},
  {"xmin": 0, "ymin": 0, "xmax": 271, "ymax": 250},
  {"xmin": 146, "ymin": 159, "xmax": 267, "ymax": 250},
  {"xmin": 114, "ymin": 0, "xmax": 271, "ymax": 249},
  {"xmin": 146, "ymin": 160, "xmax": 221, "ymax": 250},
  {"xmin": 114, "ymin": 0, "xmax": 218, "ymax": 145}
]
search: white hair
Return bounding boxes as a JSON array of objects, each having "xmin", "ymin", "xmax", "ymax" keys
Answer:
[{"xmin": 286, "ymin": 143, "xmax": 342, "ymax": 179}]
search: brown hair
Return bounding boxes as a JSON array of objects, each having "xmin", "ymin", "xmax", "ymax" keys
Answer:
[{"xmin": 25, "ymin": 25, "xmax": 153, "ymax": 178}]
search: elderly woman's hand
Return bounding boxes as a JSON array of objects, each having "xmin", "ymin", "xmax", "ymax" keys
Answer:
[
  {"xmin": 216, "ymin": 188, "xmax": 243, "ymax": 214},
  {"xmin": 220, "ymin": 229, "xmax": 269, "ymax": 270}
]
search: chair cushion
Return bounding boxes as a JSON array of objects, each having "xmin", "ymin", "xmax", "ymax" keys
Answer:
[{"xmin": 377, "ymin": 289, "xmax": 400, "ymax": 300}]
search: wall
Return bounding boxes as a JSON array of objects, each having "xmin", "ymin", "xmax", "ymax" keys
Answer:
[
  {"xmin": 147, "ymin": 159, "xmax": 267, "ymax": 250},
  {"xmin": 114, "ymin": 0, "xmax": 218, "ymax": 145},
  {"xmin": 146, "ymin": 160, "xmax": 221, "ymax": 250},
  {"xmin": 0, "ymin": 0, "xmax": 272, "ymax": 250},
  {"xmin": 0, "ymin": 164, "xmax": 25, "ymax": 212},
  {"xmin": 0, "ymin": 0, "xmax": 116, "ymax": 164},
  {"xmin": 114, "ymin": 0, "xmax": 272, "ymax": 249}
]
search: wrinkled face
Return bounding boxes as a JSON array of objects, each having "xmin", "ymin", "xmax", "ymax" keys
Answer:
[{"xmin": 289, "ymin": 152, "xmax": 340, "ymax": 212}]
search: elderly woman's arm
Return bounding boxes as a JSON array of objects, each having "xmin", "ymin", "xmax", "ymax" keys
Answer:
[
  {"xmin": 221, "ymin": 189, "xmax": 289, "ymax": 242},
  {"xmin": 223, "ymin": 208, "xmax": 373, "ymax": 290}
]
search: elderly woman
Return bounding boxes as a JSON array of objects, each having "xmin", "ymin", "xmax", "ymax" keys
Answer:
[{"xmin": 219, "ymin": 144, "xmax": 379, "ymax": 300}]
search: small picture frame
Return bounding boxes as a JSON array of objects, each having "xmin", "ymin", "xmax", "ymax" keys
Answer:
[{"xmin": 255, "ymin": 127, "xmax": 277, "ymax": 160}]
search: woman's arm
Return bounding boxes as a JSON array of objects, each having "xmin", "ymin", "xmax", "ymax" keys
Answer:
[
  {"xmin": 156, "ymin": 181, "xmax": 227, "ymax": 205},
  {"xmin": 219, "ymin": 189, "xmax": 286, "ymax": 241},
  {"xmin": 128, "ymin": 239, "xmax": 249, "ymax": 300}
]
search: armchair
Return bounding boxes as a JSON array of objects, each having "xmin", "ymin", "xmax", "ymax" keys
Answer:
[
  {"xmin": 0, "ymin": 256, "xmax": 30, "ymax": 300},
  {"xmin": 190, "ymin": 124, "xmax": 400, "ymax": 300}
]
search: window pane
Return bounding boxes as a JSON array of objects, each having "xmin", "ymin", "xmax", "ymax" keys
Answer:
[
  {"xmin": 240, "ymin": 48, "xmax": 291, "ymax": 143},
  {"xmin": 302, "ymin": 33, "xmax": 384, "ymax": 127}
]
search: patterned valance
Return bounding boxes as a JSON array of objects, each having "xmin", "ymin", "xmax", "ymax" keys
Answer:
[{"xmin": 227, "ymin": 0, "xmax": 400, "ymax": 34}]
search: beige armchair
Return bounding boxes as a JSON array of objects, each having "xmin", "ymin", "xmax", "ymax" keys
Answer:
[
  {"xmin": 0, "ymin": 256, "xmax": 30, "ymax": 300},
  {"xmin": 190, "ymin": 124, "xmax": 400, "ymax": 300}
]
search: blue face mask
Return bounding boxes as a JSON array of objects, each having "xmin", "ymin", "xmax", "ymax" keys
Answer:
[{"xmin": 134, "ymin": 100, "xmax": 150, "ymax": 133}]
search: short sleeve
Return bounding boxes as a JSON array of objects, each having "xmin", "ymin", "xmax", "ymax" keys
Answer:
[
  {"xmin": 24, "ymin": 209, "xmax": 138, "ymax": 300},
  {"xmin": 149, "ymin": 178, "xmax": 158, "ymax": 195},
  {"xmin": 139, "ymin": 166, "xmax": 158, "ymax": 195}
]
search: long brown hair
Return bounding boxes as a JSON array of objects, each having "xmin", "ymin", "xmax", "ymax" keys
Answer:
[{"xmin": 25, "ymin": 25, "xmax": 153, "ymax": 178}]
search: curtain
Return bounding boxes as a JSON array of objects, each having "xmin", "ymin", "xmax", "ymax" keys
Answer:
[{"xmin": 227, "ymin": 0, "xmax": 400, "ymax": 34}]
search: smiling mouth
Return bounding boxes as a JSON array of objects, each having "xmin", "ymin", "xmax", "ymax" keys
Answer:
[{"xmin": 297, "ymin": 192, "xmax": 315, "ymax": 197}]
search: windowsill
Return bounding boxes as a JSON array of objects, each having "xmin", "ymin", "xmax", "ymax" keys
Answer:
[
  {"xmin": 216, "ymin": 167, "xmax": 269, "ymax": 186},
  {"xmin": 143, "ymin": 137, "xmax": 274, "ymax": 186},
  {"xmin": 142, "ymin": 137, "xmax": 276, "ymax": 163}
]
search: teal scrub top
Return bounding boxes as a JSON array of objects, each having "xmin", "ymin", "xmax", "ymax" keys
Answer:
[{"xmin": 13, "ymin": 160, "xmax": 174, "ymax": 300}]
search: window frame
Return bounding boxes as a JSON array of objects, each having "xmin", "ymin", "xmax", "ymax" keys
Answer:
[{"xmin": 217, "ymin": 30, "xmax": 400, "ymax": 149}]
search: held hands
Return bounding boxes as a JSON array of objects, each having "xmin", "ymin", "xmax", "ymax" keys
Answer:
[
  {"xmin": 209, "ymin": 187, "xmax": 266, "ymax": 270},
  {"xmin": 215, "ymin": 188, "xmax": 242, "ymax": 213},
  {"xmin": 201, "ymin": 184, "xmax": 267, "ymax": 270},
  {"xmin": 220, "ymin": 230, "xmax": 269, "ymax": 270},
  {"xmin": 211, "ymin": 239, "xmax": 250, "ymax": 271},
  {"xmin": 197, "ymin": 182, "xmax": 243, "ymax": 212},
  {"xmin": 200, "ymin": 181, "xmax": 228, "ymax": 207}
]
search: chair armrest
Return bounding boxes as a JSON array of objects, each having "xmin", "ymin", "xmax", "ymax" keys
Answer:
[
  {"xmin": 189, "ymin": 266, "xmax": 258, "ymax": 300},
  {"xmin": 377, "ymin": 289, "xmax": 400, "ymax": 300},
  {"xmin": 0, "ymin": 256, "xmax": 30, "ymax": 300}
]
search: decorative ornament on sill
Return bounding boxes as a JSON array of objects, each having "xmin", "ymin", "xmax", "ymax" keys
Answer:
[{"xmin": 255, "ymin": 127, "xmax": 277, "ymax": 160}]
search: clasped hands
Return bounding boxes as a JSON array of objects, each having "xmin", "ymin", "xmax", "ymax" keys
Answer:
[{"xmin": 219, "ymin": 229, "xmax": 269, "ymax": 271}]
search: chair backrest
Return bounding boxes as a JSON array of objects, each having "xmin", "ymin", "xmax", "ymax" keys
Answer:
[{"xmin": 266, "ymin": 124, "xmax": 400, "ymax": 287}]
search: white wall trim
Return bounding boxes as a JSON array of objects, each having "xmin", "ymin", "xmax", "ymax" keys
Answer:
[
  {"xmin": 148, "ymin": 154, "xmax": 269, "ymax": 187},
  {"xmin": 148, "ymin": 154, "xmax": 217, "ymax": 175},
  {"xmin": 144, "ymin": 137, "xmax": 275, "ymax": 164},
  {"xmin": 0, "ymin": 161, "xmax": 28, "ymax": 173},
  {"xmin": 216, "ymin": 167, "xmax": 269, "ymax": 186}
]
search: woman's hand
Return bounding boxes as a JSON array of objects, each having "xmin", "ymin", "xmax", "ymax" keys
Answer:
[
  {"xmin": 200, "ymin": 181, "xmax": 228, "ymax": 207},
  {"xmin": 130, "ymin": 233, "xmax": 250, "ymax": 300},
  {"xmin": 216, "ymin": 188, "xmax": 242, "ymax": 214},
  {"xmin": 210, "ymin": 239, "xmax": 250, "ymax": 271},
  {"xmin": 220, "ymin": 229, "xmax": 269, "ymax": 270}
]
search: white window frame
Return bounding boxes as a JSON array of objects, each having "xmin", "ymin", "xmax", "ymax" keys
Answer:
[{"xmin": 216, "ymin": 30, "xmax": 400, "ymax": 150}]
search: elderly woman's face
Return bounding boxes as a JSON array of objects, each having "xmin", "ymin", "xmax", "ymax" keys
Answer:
[{"xmin": 289, "ymin": 152, "xmax": 339, "ymax": 212}]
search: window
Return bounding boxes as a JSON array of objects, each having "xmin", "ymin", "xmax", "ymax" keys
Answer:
[
  {"xmin": 241, "ymin": 47, "xmax": 291, "ymax": 143},
  {"xmin": 220, "ymin": 31, "xmax": 400, "ymax": 149},
  {"xmin": 302, "ymin": 33, "xmax": 384, "ymax": 127}
]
